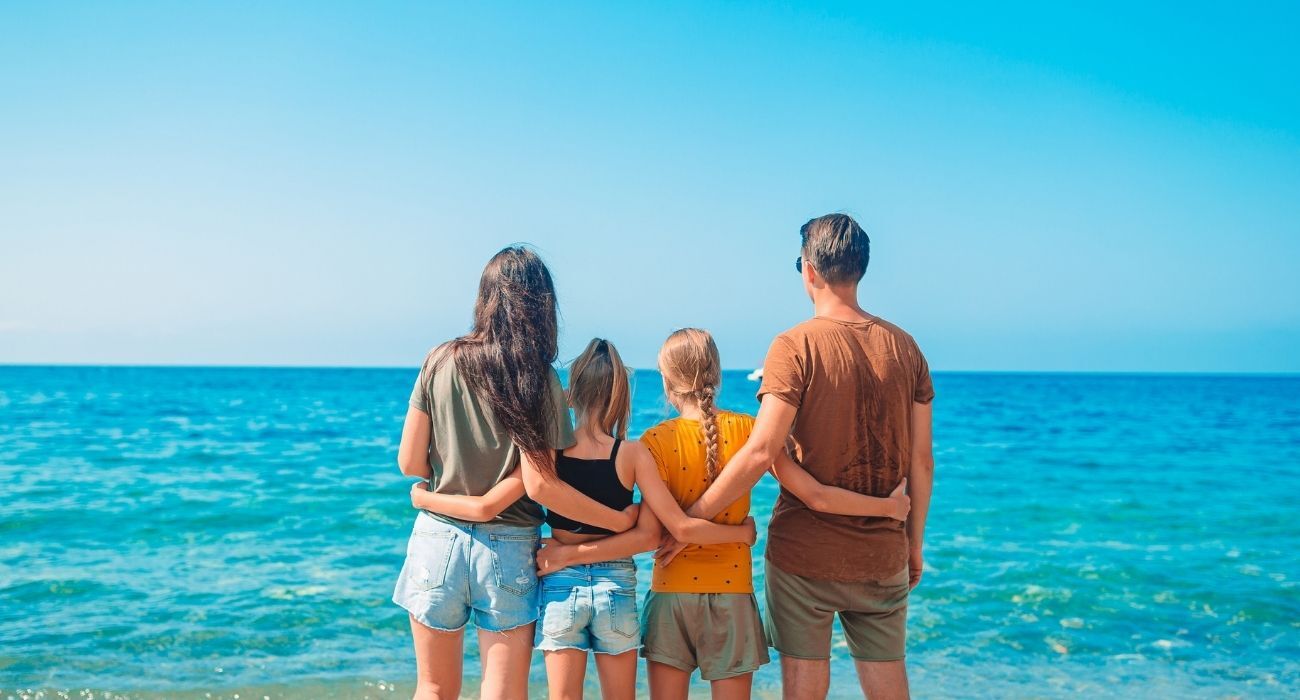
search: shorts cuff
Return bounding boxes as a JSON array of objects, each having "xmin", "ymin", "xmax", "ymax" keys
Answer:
[
  {"xmin": 592, "ymin": 645, "xmax": 640, "ymax": 656},
  {"xmin": 641, "ymin": 650, "xmax": 695, "ymax": 673},
  {"xmin": 474, "ymin": 616, "xmax": 537, "ymax": 634},
  {"xmin": 538, "ymin": 642, "xmax": 593, "ymax": 653},
  {"xmin": 396, "ymin": 600, "xmax": 467, "ymax": 633},
  {"xmin": 774, "ymin": 649, "xmax": 831, "ymax": 661},
  {"xmin": 701, "ymin": 663, "xmax": 764, "ymax": 681}
]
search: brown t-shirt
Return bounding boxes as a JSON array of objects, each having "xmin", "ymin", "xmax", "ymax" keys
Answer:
[{"xmin": 758, "ymin": 315, "xmax": 934, "ymax": 582}]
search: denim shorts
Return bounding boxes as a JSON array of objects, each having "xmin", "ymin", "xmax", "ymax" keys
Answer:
[
  {"xmin": 392, "ymin": 511, "xmax": 540, "ymax": 632},
  {"xmin": 535, "ymin": 558, "xmax": 640, "ymax": 655}
]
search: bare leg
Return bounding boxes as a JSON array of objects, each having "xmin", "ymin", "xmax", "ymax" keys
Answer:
[
  {"xmin": 477, "ymin": 623, "xmax": 536, "ymax": 700},
  {"xmin": 780, "ymin": 656, "xmax": 830, "ymax": 700},
  {"xmin": 647, "ymin": 660, "xmax": 692, "ymax": 700},
  {"xmin": 854, "ymin": 659, "xmax": 909, "ymax": 700},
  {"xmin": 409, "ymin": 614, "xmax": 464, "ymax": 700},
  {"xmin": 592, "ymin": 650, "xmax": 638, "ymax": 700},
  {"xmin": 543, "ymin": 648, "xmax": 589, "ymax": 700},
  {"xmin": 709, "ymin": 672, "xmax": 753, "ymax": 700}
]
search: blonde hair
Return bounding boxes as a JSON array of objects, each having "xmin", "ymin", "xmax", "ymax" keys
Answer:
[
  {"xmin": 568, "ymin": 338, "xmax": 631, "ymax": 440},
  {"xmin": 657, "ymin": 328, "xmax": 723, "ymax": 480}
]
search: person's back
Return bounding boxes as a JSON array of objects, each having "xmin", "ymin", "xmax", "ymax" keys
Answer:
[
  {"xmin": 410, "ymin": 344, "xmax": 565, "ymax": 527},
  {"xmin": 641, "ymin": 410, "xmax": 756, "ymax": 592},
  {"xmin": 761, "ymin": 313, "xmax": 933, "ymax": 581},
  {"xmin": 680, "ymin": 214, "xmax": 936, "ymax": 699}
]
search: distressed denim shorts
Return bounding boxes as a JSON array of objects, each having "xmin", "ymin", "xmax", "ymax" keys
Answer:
[
  {"xmin": 535, "ymin": 558, "xmax": 640, "ymax": 655},
  {"xmin": 392, "ymin": 511, "xmax": 540, "ymax": 632}
]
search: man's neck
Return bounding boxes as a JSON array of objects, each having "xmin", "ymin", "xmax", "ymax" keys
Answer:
[{"xmin": 812, "ymin": 284, "xmax": 871, "ymax": 322}]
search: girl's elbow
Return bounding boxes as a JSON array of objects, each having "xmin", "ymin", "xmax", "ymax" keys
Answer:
[
  {"xmin": 522, "ymin": 476, "xmax": 550, "ymax": 502},
  {"xmin": 397, "ymin": 457, "xmax": 423, "ymax": 477},
  {"xmin": 667, "ymin": 520, "xmax": 697, "ymax": 542},
  {"xmin": 805, "ymin": 493, "xmax": 832, "ymax": 512}
]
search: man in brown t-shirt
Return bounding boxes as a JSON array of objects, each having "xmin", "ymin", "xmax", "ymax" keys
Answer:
[{"xmin": 686, "ymin": 213, "xmax": 935, "ymax": 699}]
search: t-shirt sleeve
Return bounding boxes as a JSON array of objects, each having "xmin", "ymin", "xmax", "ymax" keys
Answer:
[
  {"xmin": 913, "ymin": 345, "xmax": 935, "ymax": 404},
  {"xmin": 408, "ymin": 357, "xmax": 432, "ymax": 413},
  {"xmin": 756, "ymin": 334, "xmax": 805, "ymax": 409},
  {"xmin": 640, "ymin": 430, "xmax": 671, "ymax": 483},
  {"xmin": 548, "ymin": 370, "xmax": 576, "ymax": 449}
]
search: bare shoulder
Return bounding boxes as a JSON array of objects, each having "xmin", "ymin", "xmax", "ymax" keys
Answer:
[{"xmin": 616, "ymin": 440, "xmax": 652, "ymax": 488}]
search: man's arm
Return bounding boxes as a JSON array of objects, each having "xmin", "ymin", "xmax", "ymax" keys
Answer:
[
  {"xmin": 521, "ymin": 450, "xmax": 638, "ymax": 533},
  {"xmin": 685, "ymin": 394, "xmax": 797, "ymax": 520},
  {"xmin": 771, "ymin": 450, "xmax": 910, "ymax": 520},
  {"xmin": 907, "ymin": 401, "xmax": 934, "ymax": 589},
  {"xmin": 409, "ymin": 467, "xmax": 525, "ymax": 522},
  {"xmin": 536, "ymin": 501, "xmax": 662, "ymax": 575}
]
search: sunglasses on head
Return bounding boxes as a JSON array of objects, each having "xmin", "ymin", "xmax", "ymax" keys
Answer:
[{"xmin": 794, "ymin": 256, "xmax": 803, "ymax": 273}]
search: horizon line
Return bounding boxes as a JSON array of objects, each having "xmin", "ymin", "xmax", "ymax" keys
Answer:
[{"xmin": 2, "ymin": 362, "xmax": 1298, "ymax": 378}]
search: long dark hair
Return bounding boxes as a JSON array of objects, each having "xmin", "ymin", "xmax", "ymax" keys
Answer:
[{"xmin": 439, "ymin": 245, "xmax": 561, "ymax": 475}]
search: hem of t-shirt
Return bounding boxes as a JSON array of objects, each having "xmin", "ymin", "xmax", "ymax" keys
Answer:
[
  {"xmin": 426, "ymin": 510, "xmax": 544, "ymax": 530},
  {"xmin": 650, "ymin": 582, "xmax": 755, "ymax": 595},
  {"xmin": 408, "ymin": 398, "xmax": 429, "ymax": 413},
  {"xmin": 765, "ymin": 548, "xmax": 907, "ymax": 584},
  {"xmin": 914, "ymin": 392, "xmax": 935, "ymax": 405}
]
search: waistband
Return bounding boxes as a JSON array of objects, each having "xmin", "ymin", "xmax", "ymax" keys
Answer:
[
  {"xmin": 414, "ymin": 510, "xmax": 540, "ymax": 537},
  {"xmin": 543, "ymin": 558, "xmax": 637, "ymax": 579}
]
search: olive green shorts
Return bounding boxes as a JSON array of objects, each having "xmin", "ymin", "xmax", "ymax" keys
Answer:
[
  {"xmin": 640, "ymin": 590, "xmax": 771, "ymax": 681},
  {"xmin": 764, "ymin": 559, "xmax": 910, "ymax": 662}
]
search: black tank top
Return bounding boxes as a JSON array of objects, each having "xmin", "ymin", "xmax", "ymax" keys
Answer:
[{"xmin": 544, "ymin": 439, "xmax": 634, "ymax": 536}]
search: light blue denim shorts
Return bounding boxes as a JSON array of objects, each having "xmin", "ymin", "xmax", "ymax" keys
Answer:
[
  {"xmin": 536, "ymin": 558, "xmax": 640, "ymax": 655},
  {"xmin": 392, "ymin": 511, "xmax": 540, "ymax": 632}
]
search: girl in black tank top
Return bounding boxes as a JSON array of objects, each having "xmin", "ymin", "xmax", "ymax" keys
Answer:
[
  {"xmin": 534, "ymin": 338, "xmax": 647, "ymax": 700},
  {"xmin": 546, "ymin": 439, "xmax": 634, "ymax": 535}
]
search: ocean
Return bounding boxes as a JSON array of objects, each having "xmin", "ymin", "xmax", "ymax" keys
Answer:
[{"xmin": 1, "ymin": 366, "xmax": 1297, "ymax": 699}]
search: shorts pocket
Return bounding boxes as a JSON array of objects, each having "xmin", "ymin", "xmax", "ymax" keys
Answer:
[
  {"xmin": 405, "ymin": 530, "xmax": 455, "ymax": 592},
  {"xmin": 489, "ymin": 533, "xmax": 539, "ymax": 597},
  {"xmin": 608, "ymin": 588, "xmax": 639, "ymax": 638},
  {"xmin": 540, "ymin": 586, "xmax": 576, "ymax": 636}
]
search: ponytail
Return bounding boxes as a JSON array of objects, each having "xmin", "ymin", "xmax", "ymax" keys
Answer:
[{"xmin": 568, "ymin": 338, "xmax": 632, "ymax": 440}]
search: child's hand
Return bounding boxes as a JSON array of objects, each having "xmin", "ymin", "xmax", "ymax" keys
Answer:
[
  {"xmin": 887, "ymin": 478, "xmax": 910, "ymax": 521},
  {"xmin": 409, "ymin": 481, "xmax": 430, "ymax": 510},
  {"xmin": 742, "ymin": 516, "xmax": 757, "ymax": 546},
  {"xmin": 536, "ymin": 537, "xmax": 571, "ymax": 576}
]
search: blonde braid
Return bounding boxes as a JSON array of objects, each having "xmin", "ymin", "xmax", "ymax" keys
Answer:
[{"xmin": 697, "ymin": 385, "xmax": 721, "ymax": 481}]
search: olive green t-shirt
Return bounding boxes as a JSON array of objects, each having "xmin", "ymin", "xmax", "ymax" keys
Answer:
[
  {"xmin": 758, "ymin": 315, "xmax": 934, "ymax": 582},
  {"xmin": 409, "ymin": 347, "xmax": 575, "ymax": 528}
]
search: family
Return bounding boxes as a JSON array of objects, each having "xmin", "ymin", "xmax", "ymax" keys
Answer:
[{"xmin": 392, "ymin": 213, "xmax": 935, "ymax": 700}]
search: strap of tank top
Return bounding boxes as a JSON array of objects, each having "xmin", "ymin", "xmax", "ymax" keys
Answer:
[{"xmin": 609, "ymin": 438, "xmax": 622, "ymax": 462}]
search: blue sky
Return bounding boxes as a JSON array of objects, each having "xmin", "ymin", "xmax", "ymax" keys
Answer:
[{"xmin": 2, "ymin": 1, "xmax": 1297, "ymax": 371}]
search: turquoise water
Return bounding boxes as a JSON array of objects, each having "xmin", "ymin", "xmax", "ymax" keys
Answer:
[{"xmin": 1, "ymin": 366, "xmax": 1298, "ymax": 698}]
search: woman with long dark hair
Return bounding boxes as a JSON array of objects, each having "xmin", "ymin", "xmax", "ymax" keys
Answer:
[{"xmin": 393, "ymin": 246, "xmax": 638, "ymax": 700}]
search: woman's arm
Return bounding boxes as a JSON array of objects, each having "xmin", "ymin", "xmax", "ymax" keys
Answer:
[
  {"xmin": 521, "ymin": 450, "xmax": 638, "ymax": 533},
  {"xmin": 397, "ymin": 407, "xmax": 434, "ymax": 479},
  {"xmin": 630, "ymin": 444, "xmax": 756, "ymax": 546},
  {"xmin": 771, "ymin": 450, "xmax": 910, "ymax": 520},
  {"xmin": 536, "ymin": 501, "xmax": 662, "ymax": 575},
  {"xmin": 409, "ymin": 467, "xmax": 526, "ymax": 522}
]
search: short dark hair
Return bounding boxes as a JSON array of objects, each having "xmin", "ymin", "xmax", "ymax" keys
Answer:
[{"xmin": 800, "ymin": 213, "xmax": 870, "ymax": 284}]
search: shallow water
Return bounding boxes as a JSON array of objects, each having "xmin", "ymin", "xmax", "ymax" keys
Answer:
[{"xmin": 1, "ymin": 367, "xmax": 1297, "ymax": 698}]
